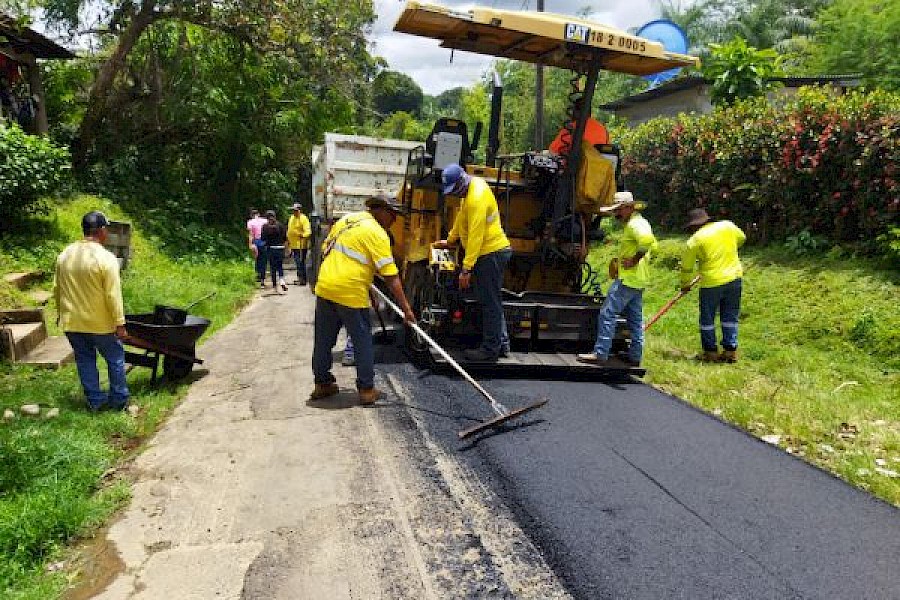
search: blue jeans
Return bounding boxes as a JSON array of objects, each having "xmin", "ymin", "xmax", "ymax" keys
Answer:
[
  {"xmin": 593, "ymin": 279, "xmax": 644, "ymax": 363},
  {"xmin": 268, "ymin": 246, "xmax": 285, "ymax": 287},
  {"xmin": 253, "ymin": 239, "xmax": 267, "ymax": 281},
  {"xmin": 292, "ymin": 248, "xmax": 308, "ymax": 282},
  {"xmin": 65, "ymin": 332, "xmax": 129, "ymax": 410},
  {"xmin": 473, "ymin": 247, "xmax": 512, "ymax": 355},
  {"xmin": 699, "ymin": 278, "xmax": 742, "ymax": 351},
  {"xmin": 313, "ymin": 297, "xmax": 374, "ymax": 389}
]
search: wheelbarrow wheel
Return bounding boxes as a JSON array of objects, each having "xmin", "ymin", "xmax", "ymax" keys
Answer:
[{"xmin": 163, "ymin": 355, "xmax": 194, "ymax": 380}]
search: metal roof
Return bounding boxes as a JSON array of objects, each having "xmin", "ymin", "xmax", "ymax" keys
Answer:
[
  {"xmin": 601, "ymin": 74, "xmax": 862, "ymax": 110},
  {"xmin": 393, "ymin": 1, "xmax": 699, "ymax": 75},
  {"xmin": 0, "ymin": 14, "xmax": 74, "ymax": 60}
]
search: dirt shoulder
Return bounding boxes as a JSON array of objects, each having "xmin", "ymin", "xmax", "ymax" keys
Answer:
[{"xmin": 82, "ymin": 286, "xmax": 566, "ymax": 600}]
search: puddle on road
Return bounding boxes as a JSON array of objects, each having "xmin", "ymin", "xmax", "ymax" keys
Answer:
[{"xmin": 63, "ymin": 528, "xmax": 125, "ymax": 600}]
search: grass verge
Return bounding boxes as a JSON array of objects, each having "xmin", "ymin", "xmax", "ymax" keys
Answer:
[
  {"xmin": 588, "ymin": 231, "xmax": 900, "ymax": 506},
  {"xmin": 1, "ymin": 195, "xmax": 255, "ymax": 598}
]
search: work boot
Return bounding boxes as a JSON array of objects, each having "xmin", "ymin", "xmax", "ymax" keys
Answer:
[
  {"xmin": 464, "ymin": 348, "xmax": 498, "ymax": 362},
  {"xmin": 310, "ymin": 382, "xmax": 339, "ymax": 400},
  {"xmin": 720, "ymin": 349, "xmax": 738, "ymax": 363},
  {"xmin": 698, "ymin": 350, "xmax": 722, "ymax": 363},
  {"xmin": 358, "ymin": 387, "xmax": 381, "ymax": 406},
  {"xmin": 576, "ymin": 353, "xmax": 621, "ymax": 367}
]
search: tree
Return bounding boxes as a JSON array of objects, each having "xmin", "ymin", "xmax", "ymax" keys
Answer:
[
  {"xmin": 701, "ymin": 37, "xmax": 783, "ymax": 105},
  {"xmin": 38, "ymin": 0, "xmax": 376, "ymax": 168},
  {"xmin": 372, "ymin": 70, "xmax": 423, "ymax": 116},
  {"xmin": 808, "ymin": 0, "xmax": 900, "ymax": 91}
]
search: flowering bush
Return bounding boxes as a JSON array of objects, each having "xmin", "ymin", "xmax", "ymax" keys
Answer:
[{"xmin": 615, "ymin": 88, "xmax": 900, "ymax": 250}]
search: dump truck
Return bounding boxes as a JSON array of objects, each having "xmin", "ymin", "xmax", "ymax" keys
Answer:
[{"xmin": 308, "ymin": 133, "xmax": 420, "ymax": 284}]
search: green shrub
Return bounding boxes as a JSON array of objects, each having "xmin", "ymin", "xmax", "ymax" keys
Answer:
[
  {"xmin": 616, "ymin": 88, "xmax": 900, "ymax": 253},
  {"xmin": 0, "ymin": 123, "xmax": 71, "ymax": 222}
]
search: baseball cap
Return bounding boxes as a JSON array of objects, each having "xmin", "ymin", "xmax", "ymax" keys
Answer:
[
  {"xmin": 265, "ymin": 210, "xmax": 277, "ymax": 218},
  {"xmin": 441, "ymin": 164, "xmax": 468, "ymax": 195},
  {"xmin": 291, "ymin": 203, "xmax": 303, "ymax": 211},
  {"xmin": 81, "ymin": 211, "xmax": 110, "ymax": 234},
  {"xmin": 365, "ymin": 194, "xmax": 405, "ymax": 214}
]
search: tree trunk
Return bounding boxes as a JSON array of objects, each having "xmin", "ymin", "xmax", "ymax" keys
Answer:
[{"xmin": 73, "ymin": 1, "xmax": 159, "ymax": 170}]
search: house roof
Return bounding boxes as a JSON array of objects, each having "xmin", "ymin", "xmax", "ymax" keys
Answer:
[
  {"xmin": 600, "ymin": 74, "xmax": 861, "ymax": 110},
  {"xmin": 0, "ymin": 13, "xmax": 74, "ymax": 60}
]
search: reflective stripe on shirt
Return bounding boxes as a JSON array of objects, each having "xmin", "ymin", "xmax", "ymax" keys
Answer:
[{"xmin": 333, "ymin": 242, "xmax": 369, "ymax": 265}]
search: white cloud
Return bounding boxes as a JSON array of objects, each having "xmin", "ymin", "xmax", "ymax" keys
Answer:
[{"xmin": 370, "ymin": 0, "xmax": 668, "ymax": 95}]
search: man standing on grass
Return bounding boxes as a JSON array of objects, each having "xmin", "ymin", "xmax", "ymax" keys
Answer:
[
  {"xmin": 680, "ymin": 208, "xmax": 746, "ymax": 363},
  {"xmin": 247, "ymin": 208, "xmax": 268, "ymax": 287},
  {"xmin": 287, "ymin": 203, "xmax": 312, "ymax": 285},
  {"xmin": 577, "ymin": 192, "xmax": 657, "ymax": 368},
  {"xmin": 54, "ymin": 211, "xmax": 129, "ymax": 412},
  {"xmin": 311, "ymin": 195, "xmax": 415, "ymax": 405},
  {"xmin": 433, "ymin": 163, "xmax": 512, "ymax": 363}
]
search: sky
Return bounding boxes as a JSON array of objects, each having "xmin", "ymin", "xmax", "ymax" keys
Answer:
[{"xmin": 370, "ymin": 0, "xmax": 670, "ymax": 95}]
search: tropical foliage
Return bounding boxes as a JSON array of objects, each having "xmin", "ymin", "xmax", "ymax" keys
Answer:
[
  {"xmin": 701, "ymin": 37, "xmax": 783, "ymax": 105},
  {"xmin": 0, "ymin": 123, "xmax": 70, "ymax": 221}
]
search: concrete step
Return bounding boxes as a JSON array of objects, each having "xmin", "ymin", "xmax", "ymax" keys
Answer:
[
  {"xmin": 28, "ymin": 290, "xmax": 52, "ymax": 305},
  {"xmin": 3, "ymin": 271, "xmax": 42, "ymax": 290},
  {"xmin": 3, "ymin": 322, "xmax": 47, "ymax": 361},
  {"xmin": 19, "ymin": 335, "xmax": 73, "ymax": 369}
]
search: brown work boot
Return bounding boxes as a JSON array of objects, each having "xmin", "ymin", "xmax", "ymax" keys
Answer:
[
  {"xmin": 310, "ymin": 382, "xmax": 339, "ymax": 400},
  {"xmin": 720, "ymin": 349, "xmax": 738, "ymax": 363},
  {"xmin": 697, "ymin": 350, "xmax": 722, "ymax": 363},
  {"xmin": 358, "ymin": 387, "xmax": 381, "ymax": 406}
]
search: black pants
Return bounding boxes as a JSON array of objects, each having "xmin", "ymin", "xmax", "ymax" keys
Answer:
[{"xmin": 268, "ymin": 246, "xmax": 285, "ymax": 286}]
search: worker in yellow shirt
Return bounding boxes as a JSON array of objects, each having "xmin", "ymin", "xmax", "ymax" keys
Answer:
[
  {"xmin": 53, "ymin": 211, "xmax": 129, "ymax": 411},
  {"xmin": 287, "ymin": 203, "xmax": 312, "ymax": 285},
  {"xmin": 680, "ymin": 208, "xmax": 746, "ymax": 363},
  {"xmin": 577, "ymin": 192, "xmax": 657, "ymax": 368},
  {"xmin": 434, "ymin": 163, "xmax": 512, "ymax": 363},
  {"xmin": 311, "ymin": 195, "xmax": 415, "ymax": 405}
]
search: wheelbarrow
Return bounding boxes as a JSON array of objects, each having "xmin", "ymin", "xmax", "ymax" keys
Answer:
[{"xmin": 123, "ymin": 313, "xmax": 210, "ymax": 382}]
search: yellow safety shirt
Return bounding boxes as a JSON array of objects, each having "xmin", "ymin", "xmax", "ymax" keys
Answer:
[
  {"xmin": 447, "ymin": 177, "xmax": 510, "ymax": 271},
  {"xmin": 287, "ymin": 213, "xmax": 312, "ymax": 250},
  {"xmin": 618, "ymin": 213, "xmax": 657, "ymax": 290},
  {"xmin": 315, "ymin": 211, "xmax": 398, "ymax": 308},
  {"xmin": 680, "ymin": 220, "xmax": 746, "ymax": 288},
  {"xmin": 53, "ymin": 240, "xmax": 125, "ymax": 334}
]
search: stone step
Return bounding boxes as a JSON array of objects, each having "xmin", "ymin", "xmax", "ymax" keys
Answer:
[
  {"xmin": 28, "ymin": 290, "xmax": 53, "ymax": 305},
  {"xmin": 3, "ymin": 271, "xmax": 42, "ymax": 290},
  {"xmin": 19, "ymin": 335, "xmax": 73, "ymax": 369}
]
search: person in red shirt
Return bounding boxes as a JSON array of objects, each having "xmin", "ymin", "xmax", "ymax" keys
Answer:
[{"xmin": 548, "ymin": 97, "xmax": 609, "ymax": 156}]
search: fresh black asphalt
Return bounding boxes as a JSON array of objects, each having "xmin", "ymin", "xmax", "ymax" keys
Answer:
[{"xmin": 377, "ymin": 353, "xmax": 900, "ymax": 600}]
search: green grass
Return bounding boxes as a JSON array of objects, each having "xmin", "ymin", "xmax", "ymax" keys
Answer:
[
  {"xmin": 588, "ymin": 232, "xmax": 900, "ymax": 505},
  {"xmin": 1, "ymin": 195, "xmax": 255, "ymax": 598}
]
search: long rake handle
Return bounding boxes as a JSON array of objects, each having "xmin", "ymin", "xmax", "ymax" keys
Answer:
[
  {"xmin": 370, "ymin": 284, "xmax": 508, "ymax": 417},
  {"xmin": 644, "ymin": 275, "xmax": 701, "ymax": 332}
]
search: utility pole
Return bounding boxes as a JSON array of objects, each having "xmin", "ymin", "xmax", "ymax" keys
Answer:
[{"xmin": 534, "ymin": 0, "xmax": 545, "ymax": 150}]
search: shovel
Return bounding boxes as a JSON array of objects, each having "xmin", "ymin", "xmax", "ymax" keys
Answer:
[
  {"xmin": 370, "ymin": 284, "xmax": 548, "ymax": 440},
  {"xmin": 154, "ymin": 292, "xmax": 217, "ymax": 326}
]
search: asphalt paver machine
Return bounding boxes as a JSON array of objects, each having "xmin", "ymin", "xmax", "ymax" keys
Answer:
[{"xmin": 392, "ymin": 2, "xmax": 698, "ymax": 376}]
